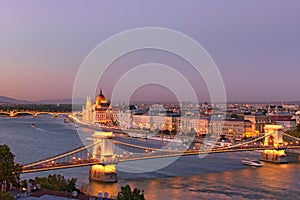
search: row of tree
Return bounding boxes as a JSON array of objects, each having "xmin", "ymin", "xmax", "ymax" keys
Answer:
[
  {"xmin": 117, "ymin": 185, "xmax": 145, "ymax": 200},
  {"xmin": 285, "ymin": 124, "xmax": 300, "ymax": 138},
  {"xmin": 33, "ymin": 174, "xmax": 78, "ymax": 192},
  {"xmin": 0, "ymin": 104, "xmax": 82, "ymax": 112},
  {"xmin": 0, "ymin": 191, "xmax": 14, "ymax": 200},
  {"xmin": 132, "ymin": 127, "xmax": 199, "ymax": 136}
]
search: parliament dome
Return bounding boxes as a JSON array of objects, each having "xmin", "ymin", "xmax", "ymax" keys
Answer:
[{"xmin": 96, "ymin": 89, "xmax": 107, "ymax": 104}]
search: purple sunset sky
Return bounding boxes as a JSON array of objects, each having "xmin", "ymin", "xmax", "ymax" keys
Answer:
[{"xmin": 0, "ymin": 1, "xmax": 299, "ymax": 102}]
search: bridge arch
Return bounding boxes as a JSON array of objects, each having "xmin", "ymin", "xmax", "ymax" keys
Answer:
[
  {"xmin": 13, "ymin": 111, "xmax": 35, "ymax": 117},
  {"xmin": 0, "ymin": 111, "xmax": 70, "ymax": 118},
  {"xmin": 0, "ymin": 111, "xmax": 10, "ymax": 116},
  {"xmin": 264, "ymin": 125, "xmax": 284, "ymax": 148},
  {"xmin": 35, "ymin": 112, "xmax": 56, "ymax": 117},
  {"xmin": 55, "ymin": 113, "xmax": 70, "ymax": 117},
  {"xmin": 267, "ymin": 135, "xmax": 274, "ymax": 146}
]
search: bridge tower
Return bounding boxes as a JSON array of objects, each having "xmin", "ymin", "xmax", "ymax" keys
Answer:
[
  {"xmin": 261, "ymin": 125, "xmax": 287, "ymax": 163},
  {"xmin": 263, "ymin": 125, "xmax": 284, "ymax": 147},
  {"xmin": 9, "ymin": 111, "xmax": 15, "ymax": 117},
  {"xmin": 89, "ymin": 131, "xmax": 118, "ymax": 183}
]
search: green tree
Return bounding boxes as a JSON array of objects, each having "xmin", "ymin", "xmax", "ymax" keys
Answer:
[
  {"xmin": 66, "ymin": 178, "xmax": 77, "ymax": 192},
  {"xmin": 142, "ymin": 127, "xmax": 150, "ymax": 132},
  {"xmin": 187, "ymin": 128, "xmax": 197, "ymax": 137},
  {"xmin": 0, "ymin": 144, "xmax": 22, "ymax": 191},
  {"xmin": 34, "ymin": 174, "xmax": 78, "ymax": 192},
  {"xmin": 285, "ymin": 124, "xmax": 300, "ymax": 138},
  {"xmin": 116, "ymin": 185, "xmax": 145, "ymax": 200},
  {"xmin": 0, "ymin": 191, "xmax": 15, "ymax": 200},
  {"xmin": 295, "ymin": 124, "xmax": 300, "ymax": 135}
]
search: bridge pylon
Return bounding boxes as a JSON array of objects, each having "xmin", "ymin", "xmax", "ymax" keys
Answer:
[
  {"xmin": 9, "ymin": 111, "xmax": 15, "ymax": 117},
  {"xmin": 261, "ymin": 125, "xmax": 287, "ymax": 163},
  {"xmin": 90, "ymin": 131, "xmax": 118, "ymax": 183},
  {"xmin": 263, "ymin": 125, "xmax": 284, "ymax": 147}
]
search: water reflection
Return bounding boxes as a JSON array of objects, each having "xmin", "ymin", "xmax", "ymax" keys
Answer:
[{"xmin": 86, "ymin": 181, "xmax": 119, "ymax": 198}]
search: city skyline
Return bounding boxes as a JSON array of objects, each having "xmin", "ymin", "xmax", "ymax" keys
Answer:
[{"xmin": 1, "ymin": 1, "xmax": 300, "ymax": 102}]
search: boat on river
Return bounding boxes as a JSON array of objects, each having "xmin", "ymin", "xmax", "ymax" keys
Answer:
[
  {"xmin": 241, "ymin": 158, "xmax": 263, "ymax": 167},
  {"xmin": 127, "ymin": 131, "xmax": 186, "ymax": 143}
]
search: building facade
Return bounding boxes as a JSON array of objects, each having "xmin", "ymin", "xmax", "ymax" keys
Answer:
[
  {"xmin": 209, "ymin": 118, "xmax": 254, "ymax": 140},
  {"xmin": 82, "ymin": 89, "xmax": 112, "ymax": 124},
  {"xmin": 244, "ymin": 114, "xmax": 271, "ymax": 134}
]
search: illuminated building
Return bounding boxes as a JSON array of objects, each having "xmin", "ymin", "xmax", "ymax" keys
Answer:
[
  {"xmin": 180, "ymin": 117, "xmax": 209, "ymax": 135},
  {"xmin": 82, "ymin": 89, "xmax": 112, "ymax": 124},
  {"xmin": 244, "ymin": 114, "xmax": 271, "ymax": 134},
  {"xmin": 209, "ymin": 118, "xmax": 254, "ymax": 140},
  {"xmin": 269, "ymin": 113, "xmax": 296, "ymax": 131}
]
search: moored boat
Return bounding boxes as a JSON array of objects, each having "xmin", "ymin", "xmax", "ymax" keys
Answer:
[
  {"xmin": 150, "ymin": 136, "xmax": 184, "ymax": 143},
  {"xmin": 241, "ymin": 158, "xmax": 263, "ymax": 167}
]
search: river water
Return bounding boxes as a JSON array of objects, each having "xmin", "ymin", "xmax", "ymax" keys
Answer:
[{"xmin": 0, "ymin": 116, "xmax": 299, "ymax": 199}]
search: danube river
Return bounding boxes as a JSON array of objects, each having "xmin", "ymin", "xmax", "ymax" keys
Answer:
[{"xmin": 0, "ymin": 116, "xmax": 299, "ymax": 199}]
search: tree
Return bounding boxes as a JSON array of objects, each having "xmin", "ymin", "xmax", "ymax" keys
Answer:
[
  {"xmin": 171, "ymin": 129, "xmax": 177, "ymax": 135},
  {"xmin": 0, "ymin": 144, "xmax": 22, "ymax": 191},
  {"xmin": 295, "ymin": 124, "xmax": 300, "ymax": 135},
  {"xmin": 34, "ymin": 174, "xmax": 78, "ymax": 192},
  {"xmin": 116, "ymin": 185, "xmax": 145, "ymax": 200},
  {"xmin": 187, "ymin": 128, "xmax": 197, "ymax": 137},
  {"xmin": 142, "ymin": 127, "xmax": 150, "ymax": 132},
  {"xmin": 154, "ymin": 128, "xmax": 161, "ymax": 134},
  {"xmin": 285, "ymin": 124, "xmax": 300, "ymax": 138},
  {"xmin": 0, "ymin": 191, "xmax": 15, "ymax": 200}
]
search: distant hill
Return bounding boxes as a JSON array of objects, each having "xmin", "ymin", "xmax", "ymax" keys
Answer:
[
  {"xmin": 0, "ymin": 96, "xmax": 30, "ymax": 104},
  {"xmin": 33, "ymin": 98, "xmax": 85, "ymax": 104},
  {"xmin": 287, "ymin": 101, "xmax": 300, "ymax": 105},
  {"xmin": 32, "ymin": 99, "xmax": 71, "ymax": 104},
  {"xmin": 0, "ymin": 96, "xmax": 85, "ymax": 105}
]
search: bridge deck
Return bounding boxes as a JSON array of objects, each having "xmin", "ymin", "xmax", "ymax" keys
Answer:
[{"xmin": 20, "ymin": 132, "xmax": 300, "ymax": 173}]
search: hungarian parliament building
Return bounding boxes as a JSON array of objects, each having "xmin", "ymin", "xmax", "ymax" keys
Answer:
[{"xmin": 82, "ymin": 89, "xmax": 113, "ymax": 124}]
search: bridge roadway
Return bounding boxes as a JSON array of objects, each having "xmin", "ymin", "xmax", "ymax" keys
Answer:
[
  {"xmin": 21, "ymin": 132, "xmax": 300, "ymax": 173},
  {"xmin": 22, "ymin": 160, "xmax": 101, "ymax": 173},
  {"xmin": 0, "ymin": 110, "xmax": 70, "ymax": 117},
  {"xmin": 21, "ymin": 145, "xmax": 300, "ymax": 174},
  {"xmin": 21, "ymin": 146, "xmax": 264, "ymax": 173}
]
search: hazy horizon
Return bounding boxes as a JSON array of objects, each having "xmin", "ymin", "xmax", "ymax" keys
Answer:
[
  {"xmin": 2, "ymin": 94, "xmax": 300, "ymax": 105},
  {"xmin": 1, "ymin": 1, "xmax": 299, "ymax": 102}
]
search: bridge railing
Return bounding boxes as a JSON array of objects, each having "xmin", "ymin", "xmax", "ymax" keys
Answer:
[
  {"xmin": 23, "ymin": 141, "xmax": 103, "ymax": 169},
  {"xmin": 22, "ymin": 133, "xmax": 300, "ymax": 173}
]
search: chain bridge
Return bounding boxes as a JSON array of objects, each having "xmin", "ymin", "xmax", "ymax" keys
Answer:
[{"xmin": 21, "ymin": 125, "xmax": 300, "ymax": 182}]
